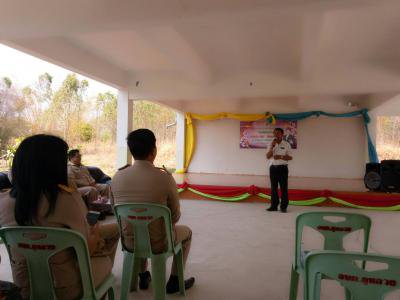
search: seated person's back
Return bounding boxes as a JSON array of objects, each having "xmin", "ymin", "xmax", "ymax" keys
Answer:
[
  {"xmin": 111, "ymin": 129, "xmax": 194, "ymax": 293},
  {"xmin": 0, "ymin": 134, "xmax": 119, "ymax": 300}
]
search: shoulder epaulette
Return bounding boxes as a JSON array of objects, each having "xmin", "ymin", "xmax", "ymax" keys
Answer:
[
  {"xmin": 118, "ymin": 164, "xmax": 131, "ymax": 171},
  {"xmin": 58, "ymin": 184, "xmax": 75, "ymax": 193},
  {"xmin": 156, "ymin": 165, "xmax": 172, "ymax": 175}
]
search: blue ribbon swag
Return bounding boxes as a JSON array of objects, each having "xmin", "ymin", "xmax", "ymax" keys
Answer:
[{"xmin": 268, "ymin": 109, "xmax": 378, "ymax": 163}]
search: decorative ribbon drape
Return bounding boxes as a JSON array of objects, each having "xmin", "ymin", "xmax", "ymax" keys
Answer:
[
  {"xmin": 176, "ymin": 183, "xmax": 400, "ymax": 211},
  {"xmin": 176, "ymin": 109, "xmax": 378, "ymax": 173},
  {"xmin": 175, "ymin": 112, "xmax": 276, "ymax": 173},
  {"xmin": 273, "ymin": 109, "xmax": 378, "ymax": 163}
]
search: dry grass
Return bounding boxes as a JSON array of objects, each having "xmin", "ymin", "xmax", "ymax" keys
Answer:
[
  {"xmin": 0, "ymin": 140, "xmax": 177, "ymax": 176},
  {"xmin": 0, "ymin": 159, "xmax": 8, "ymax": 173},
  {"xmin": 80, "ymin": 142, "xmax": 117, "ymax": 177},
  {"xmin": 154, "ymin": 140, "xmax": 176, "ymax": 170},
  {"xmin": 80, "ymin": 140, "xmax": 176, "ymax": 177},
  {"xmin": 377, "ymin": 144, "xmax": 400, "ymax": 161}
]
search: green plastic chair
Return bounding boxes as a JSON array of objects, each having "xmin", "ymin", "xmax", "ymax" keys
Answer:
[
  {"xmin": 289, "ymin": 211, "xmax": 372, "ymax": 300},
  {"xmin": 114, "ymin": 203, "xmax": 185, "ymax": 300},
  {"xmin": 304, "ymin": 250, "xmax": 400, "ymax": 300},
  {"xmin": 0, "ymin": 226, "xmax": 115, "ymax": 300}
]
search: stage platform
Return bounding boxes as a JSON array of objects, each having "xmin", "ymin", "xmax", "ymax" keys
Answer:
[
  {"xmin": 173, "ymin": 173, "xmax": 400, "ymax": 211},
  {"xmin": 173, "ymin": 173, "xmax": 366, "ymax": 191}
]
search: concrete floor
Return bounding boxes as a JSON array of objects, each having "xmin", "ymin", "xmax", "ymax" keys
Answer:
[{"xmin": 1, "ymin": 200, "xmax": 400, "ymax": 299}]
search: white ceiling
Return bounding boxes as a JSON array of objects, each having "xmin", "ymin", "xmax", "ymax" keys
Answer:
[{"xmin": 1, "ymin": 0, "xmax": 400, "ymax": 112}]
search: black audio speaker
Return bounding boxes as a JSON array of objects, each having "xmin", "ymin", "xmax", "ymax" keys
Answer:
[
  {"xmin": 380, "ymin": 160, "xmax": 400, "ymax": 193},
  {"xmin": 364, "ymin": 163, "xmax": 381, "ymax": 191}
]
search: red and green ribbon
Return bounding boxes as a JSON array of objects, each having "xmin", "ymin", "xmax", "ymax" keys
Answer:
[{"xmin": 176, "ymin": 182, "xmax": 400, "ymax": 211}]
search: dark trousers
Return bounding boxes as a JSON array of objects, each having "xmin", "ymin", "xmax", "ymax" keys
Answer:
[{"xmin": 269, "ymin": 165, "xmax": 289, "ymax": 210}]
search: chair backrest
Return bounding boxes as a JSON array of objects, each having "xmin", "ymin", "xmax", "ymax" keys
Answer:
[
  {"xmin": 0, "ymin": 226, "xmax": 97, "ymax": 300},
  {"xmin": 114, "ymin": 203, "xmax": 174, "ymax": 257},
  {"xmin": 0, "ymin": 172, "xmax": 12, "ymax": 190},
  {"xmin": 304, "ymin": 251, "xmax": 400, "ymax": 300},
  {"xmin": 294, "ymin": 212, "xmax": 371, "ymax": 270}
]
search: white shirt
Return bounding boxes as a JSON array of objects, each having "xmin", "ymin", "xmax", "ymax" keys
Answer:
[{"xmin": 271, "ymin": 140, "xmax": 292, "ymax": 166}]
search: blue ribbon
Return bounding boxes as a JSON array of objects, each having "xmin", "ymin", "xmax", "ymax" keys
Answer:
[{"xmin": 272, "ymin": 109, "xmax": 378, "ymax": 163}]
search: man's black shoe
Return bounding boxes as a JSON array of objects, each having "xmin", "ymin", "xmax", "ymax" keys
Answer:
[
  {"xmin": 98, "ymin": 211, "xmax": 106, "ymax": 221},
  {"xmin": 166, "ymin": 275, "xmax": 195, "ymax": 294},
  {"xmin": 139, "ymin": 271, "xmax": 151, "ymax": 290},
  {"xmin": 281, "ymin": 208, "xmax": 287, "ymax": 213},
  {"xmin": 266, "ymin": 207, "xmax": 278, "ymax": 211}
]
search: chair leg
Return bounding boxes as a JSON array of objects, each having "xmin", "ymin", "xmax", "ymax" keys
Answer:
[
  {"xmin": 289, "ymin": 267, "xmax": 299, "ymax": 300},
  {"xmin": 313, "ymin": 273, "xmax": 322, "ymax": 300},
  {"xmin": 151, "ymin": 256, "xmax": 167, "ymax": 300},
  {"xmin": 107, "ymin": 286, "xmax": 115, "ymax": 300},
  {"xmin": 120, "ymin": 251, "xmax": 134, "ymax": 300},
  {"xmin": 175, "ymin": 249, "xmax": 186, "ymax": 296},
  {"xmin": 345, "ymin": 287, "xmax": 352, "ymax": 300},
  {"xmin": 130, "ymin": 255, "xmax": 141, "ymax": 292}
]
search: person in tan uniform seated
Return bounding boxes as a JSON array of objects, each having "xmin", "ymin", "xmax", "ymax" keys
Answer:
[
  {"xmin": 0, "ymin": 134, "xmax": 120, "ymax": 299},
  {"xmin": 68, "ymin": 149, "xmax": 110, "ymax": 204},
  {"xmin": 111, "ymin": 129, "xmax": 195, "ymax": 294}
]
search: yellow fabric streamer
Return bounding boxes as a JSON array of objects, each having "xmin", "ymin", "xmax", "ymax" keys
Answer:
[{"xmin": 176, "ymin": 112, "xmax": 275, "ymax": 173}]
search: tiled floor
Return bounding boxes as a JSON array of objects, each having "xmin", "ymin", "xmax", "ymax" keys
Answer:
[{"xmin": 1, "ymin": 200, "xmax": 400, "ymax": 299}]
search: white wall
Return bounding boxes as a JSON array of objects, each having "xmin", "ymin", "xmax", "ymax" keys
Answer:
[{"xmin": 188, "ymin": 117, "xmax": 366, "ymax": 179}]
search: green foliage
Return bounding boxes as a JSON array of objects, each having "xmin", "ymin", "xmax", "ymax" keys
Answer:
[
  {"xmin": 78, "ymin": 122, "xmax": 94, "ymax": 142},
  {"xmin": 95, "ymin": 92, "xmax": 117, "ymax": 142},
  {"xmin": 0, "ymin": 71, "xmax": 177, "ymax": 172},
  {"xmin": 0, "ymin": 79, "xmax": 27, "ymax": 149},
  {"xmin": 48, "ymin": 73, "xmax": 89, "ymax": 140},
  {"xmin": 132, "ymin": 100, "xmax": 176, "ymax": 143},
  {"xmin": 36, "ymin": 72, "xmax": 53, "ymax": 103},
  {"xmin": 2, "ymin": 77, "xmax": 12, "ymax": 88},
  {"xmin": 100, "ymin": 131, "xmax": 112, "ymax": 142},
  {"xmin": 4, "ymin": 137, "xmax": 23, "ymax": 167}
]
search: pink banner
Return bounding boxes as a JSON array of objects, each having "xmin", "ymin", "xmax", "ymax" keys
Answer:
[{"xmin": 240, "ymin": 120, "xmax": 297, "ymax": 149}]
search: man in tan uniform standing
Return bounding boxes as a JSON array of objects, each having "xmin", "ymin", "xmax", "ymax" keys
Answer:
[
  {"xmin": 68, "ymin": 149, "xmax": 110, "ymax": 204},
  {"xmin": 111, "ymin": 129, "xmax": 195, "ymax": 294}
]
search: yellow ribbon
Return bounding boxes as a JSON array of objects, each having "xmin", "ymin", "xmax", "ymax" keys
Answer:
[{"xmin": 176, "ymin": 112, "xmax": 275, "ymax": 173}]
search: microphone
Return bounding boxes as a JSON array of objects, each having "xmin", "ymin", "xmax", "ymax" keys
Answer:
[{"xmin": 270, "ymin": 138, "xmax": 277, "ymax": 149}]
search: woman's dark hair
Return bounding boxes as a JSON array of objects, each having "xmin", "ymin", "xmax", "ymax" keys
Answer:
[
  {"xmin": 127, "ymin": 129, "xmax": 156, "ymax": 160},
  {"xmin": 10, "ymin": 134, "xmax": 69, "ymax": 226},
  {"xmin": 274, "ymin": 127, "xmax": 284, "ymax": 134}
]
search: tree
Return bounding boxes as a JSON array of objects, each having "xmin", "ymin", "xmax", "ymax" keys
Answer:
[
  {"xmin": 36, "ymin": 72, "xmax": 53, "ymax": 104},
  {"xmin": 48, "ymin": 74, "xmax": 88, "ymax": 141},
  {"xmin": 95, "ymin": 92, "xmax": 117, "ymax": 142},
  {"xmin": 2, "ymin": 77, "xmax": 12, "ymax": 88},
  {"xmin": 132, "ymin": 100, "xmax": 176, "ymax": 142},
  {"xmin": 77, "ymin": 122, "xmax": 94, "ymax": 142},
  {"xmin": 0, "ymin": 78, "xmax": 28, "ymax": 150}
]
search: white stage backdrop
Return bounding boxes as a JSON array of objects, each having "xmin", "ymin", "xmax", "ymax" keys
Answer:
[{"xmin": 188, "ymin": 117, "xmax": 366, "ymax": 179}]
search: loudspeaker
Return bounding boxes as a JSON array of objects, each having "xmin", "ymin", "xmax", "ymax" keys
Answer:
[
  {"xmin": 380, "ymin": 160, "xmax": 400, "ymax": 193},
  {"xmin": 364, "ymin": 163, "xmax": 381, "ymax": 191}
]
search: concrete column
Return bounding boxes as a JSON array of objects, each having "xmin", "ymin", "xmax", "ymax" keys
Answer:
[
  {"xmin": 175, "ymin": 112, "xmax": 186, "ymax": 171},
  {"xmin": 116, "ymin": 90, "xmax": 133, "ymax": 168}
]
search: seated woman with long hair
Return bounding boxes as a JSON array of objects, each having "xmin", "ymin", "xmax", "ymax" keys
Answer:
[{"xmin": 0, "ymin": 134, "xmax": 120, "ymax": 299}]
